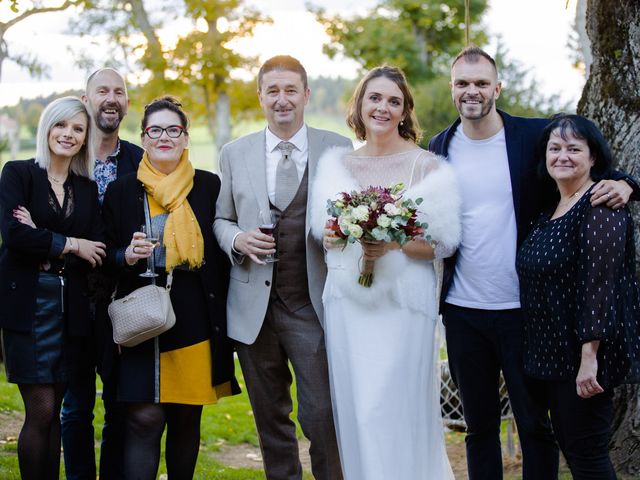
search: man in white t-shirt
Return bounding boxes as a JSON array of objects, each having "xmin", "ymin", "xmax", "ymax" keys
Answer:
[{"xmin": 429, "ymin": 45, "xmax": 635, "ymax": 480}]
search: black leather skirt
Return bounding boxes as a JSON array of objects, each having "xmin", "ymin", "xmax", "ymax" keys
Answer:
[{"xmin": 1, "ymin": 272, "xmax": 71, "ymax": 384}]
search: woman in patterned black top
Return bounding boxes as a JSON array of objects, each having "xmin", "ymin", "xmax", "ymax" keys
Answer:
[{"xmin": 516, "ymin": 114, "xmax": 640, "ymax": 479}]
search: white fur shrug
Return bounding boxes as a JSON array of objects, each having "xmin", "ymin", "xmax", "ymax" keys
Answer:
[{"xmin": 310, "ymin": 147, "xmax": 462, "ymax": 314}]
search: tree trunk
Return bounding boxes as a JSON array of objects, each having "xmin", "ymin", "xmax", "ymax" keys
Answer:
[
  {"xmin": 215, "ymin": 92, "xmax": 231, "ymax": 154},
  {"xmin": 578, "ymin": 1, "xmax": 640, "ymax": 475},
  {"xmin": 609, "ymin": 385, "xmax": 640, "ymax": 475},
  {"xmin": 127, "ymin": 0, "xmax": 166, "ymax": 81},
  {"xmin": 574, "ymin": 0, "xmax": 593, "ymax": 76}
]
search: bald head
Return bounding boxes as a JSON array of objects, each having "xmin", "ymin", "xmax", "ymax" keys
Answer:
[
  {"xmin": 85, "ymin": 68, "xmax": 127, "ymax": 94},
  {"xmin": 83, "ymin": 68, "xmax": 129, "ymax": 134}
]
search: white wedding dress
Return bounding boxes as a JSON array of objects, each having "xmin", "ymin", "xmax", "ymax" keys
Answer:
[{"xmin": 310, "ymin": 148, "xmax": 461, "ymax": 480}]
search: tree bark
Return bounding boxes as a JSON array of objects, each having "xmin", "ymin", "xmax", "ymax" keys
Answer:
[
  {"xmin": 578, "ymin": 1, "xmax": 640, "ymax": 475},
  {"xmin": 574, "ymin": 0, "xmax": 592, "ymax": 76},
  {"xmin": 215, "ymin": 92, "xmax": 231, "ymax": 154}
]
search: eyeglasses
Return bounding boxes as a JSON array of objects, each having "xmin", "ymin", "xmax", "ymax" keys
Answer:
[{"xmin": 143, "ymin": 125, "xmax": 185, "ymax": 139}]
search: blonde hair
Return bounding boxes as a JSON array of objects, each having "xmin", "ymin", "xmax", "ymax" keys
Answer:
[{"xmin": 35, "ymin": 96, "xmax": 95, "ymax": 180}]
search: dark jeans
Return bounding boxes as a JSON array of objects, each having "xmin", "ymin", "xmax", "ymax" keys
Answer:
[
  {"xmin": 61, "ymin": 318, "xmax": 126, "ymax": 480},
  {"xmin": 546, "ymin": 381, "xmax": 616, "ymax": 479},
  {"xmin": 443, "ymin": 304, "xmax": 559, "ymax": 480}
]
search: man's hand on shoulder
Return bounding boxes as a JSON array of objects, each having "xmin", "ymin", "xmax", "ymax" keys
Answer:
[
  {"xmin": 590, "ymin": 179, "xmax": 632, "ymax": 209},
  {"xmin": 234, "ymin": 230, "xmax": 276, "ymax": 265}
]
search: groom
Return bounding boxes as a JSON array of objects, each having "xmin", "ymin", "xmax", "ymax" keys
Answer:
[{"xmin": 214, "ymin": 55, "xmax": 352, "ymax": 479}]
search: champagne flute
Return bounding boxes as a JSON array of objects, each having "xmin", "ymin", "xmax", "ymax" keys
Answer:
[
  {"xmin": 139, "ymin": 224, "xmax": 160, "ymax": 277},
  {"xmin": 258, "ymin": 210, "xmax": 279, "ymax": 263}
]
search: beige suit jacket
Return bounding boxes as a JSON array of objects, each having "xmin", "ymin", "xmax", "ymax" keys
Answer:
[{"xmin": 214, "ymin": 126, "xmax": 352, "ymax": 344}]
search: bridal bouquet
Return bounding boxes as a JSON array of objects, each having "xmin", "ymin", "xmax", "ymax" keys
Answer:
[{"xmin": 326, "ymin": 182, "xmax": 429, "ymax": 287}]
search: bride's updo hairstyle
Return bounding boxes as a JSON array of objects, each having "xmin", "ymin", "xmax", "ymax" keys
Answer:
[{"xmin": 346, "ymin": 65, "xmax": 421, "ymax": 143}]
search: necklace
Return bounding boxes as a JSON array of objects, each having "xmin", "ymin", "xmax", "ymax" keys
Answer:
[
  {"xmin": 47, "ymin": 174, "xmax": 67, "ymax": 185},
  {"xmin": 558, "ymin": 180, "xmax": 593, "ymax": 208}
]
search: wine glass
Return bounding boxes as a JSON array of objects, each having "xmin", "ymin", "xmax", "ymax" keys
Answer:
[
  {"xmin": 258, "ymin": 210, "xmax": 279, "ymax": 263},
  {"xmin": 139, "ymin": 224, "xmax": 160, "ymax": 278}
]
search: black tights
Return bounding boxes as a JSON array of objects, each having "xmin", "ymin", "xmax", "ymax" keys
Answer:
[
  {"xmin": 17, "ymin": 383, "xmax": 66, "ymax": 480},
  {"xmin": 124, "ymin": 402, "xmax": 203, "ymax": 480}
]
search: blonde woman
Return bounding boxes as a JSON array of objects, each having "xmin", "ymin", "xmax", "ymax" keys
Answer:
[{"xmin": 0, "ymin": 96, "xmax": 105, "ymax": 479}]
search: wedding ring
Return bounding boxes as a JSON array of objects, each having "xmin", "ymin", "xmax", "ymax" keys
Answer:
[
  {"xmin": 132, "ymin": 246, "xmax": 138, "ymax": 254},
  {"xmin": 606, "ymin": 193, "xmax": 611, "ymax": 200}
]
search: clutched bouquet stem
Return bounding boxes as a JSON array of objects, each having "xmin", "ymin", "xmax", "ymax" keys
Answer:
[
  {"xmin": 326, "ymin": 182, "xmax": 430, "ymax": 287},
  {"xmin": 358, "ymin": 257, "xmax": 376, "ymax": 287}
]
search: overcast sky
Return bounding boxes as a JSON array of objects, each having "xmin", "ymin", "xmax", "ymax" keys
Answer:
[{"xmin": 0, "ymin": 0, "xmax": 583, "ymax": 108}]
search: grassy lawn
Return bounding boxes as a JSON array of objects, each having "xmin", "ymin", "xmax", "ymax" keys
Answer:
[
  {"xmin": 0, "ymin": 356, "xmax": 578, "ymax": 479},
  {"xmin": 0, "ymin": 358, "xmax": 314, "ymax": 479}
]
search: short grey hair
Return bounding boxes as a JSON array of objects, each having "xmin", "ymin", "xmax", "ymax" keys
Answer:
[{"xmin": 35, "ymin": 96, "xmax": 95, "ymax": 180}]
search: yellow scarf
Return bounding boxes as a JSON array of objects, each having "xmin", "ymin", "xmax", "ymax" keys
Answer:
[{"xmin": 137, "ymin": 149, "xmax": 204, "ymax": 271}]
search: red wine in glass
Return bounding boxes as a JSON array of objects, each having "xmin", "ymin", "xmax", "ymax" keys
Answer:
[
  {"xmin": 258, "ymin": 210, "xmax": 278, "ymax": 263},
  {"xmin": 259, "ymin": 223, "xmax": 276, "ymax": 235}
]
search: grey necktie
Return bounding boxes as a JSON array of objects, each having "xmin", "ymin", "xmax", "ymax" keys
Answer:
[{"xmin": 274, "ymin": 141, "xmax": 299, "ymax": 211}]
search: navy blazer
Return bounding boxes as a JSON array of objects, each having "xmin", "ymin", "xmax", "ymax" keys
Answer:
[
  {"xmin": 115, "ymin": 139, "xmax": 143, "ymax": 178},
  {"xmin": 0, "ymin": 159, "xmax": 104, "ymax": 334},
  {"xmin": 429, "ymin": 110, "xmax": 638, "ymax": 309}
]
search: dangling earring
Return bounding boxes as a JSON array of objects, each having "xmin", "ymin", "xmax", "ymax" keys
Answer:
[{"xmin": 400, "ymin": 120, "xmax": 404, "ymax": 126}]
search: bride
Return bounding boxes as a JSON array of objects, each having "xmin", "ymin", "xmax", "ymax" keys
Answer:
[{"xmin": 310, "ymin": 66, "xmax": 460, "ymax": 479}]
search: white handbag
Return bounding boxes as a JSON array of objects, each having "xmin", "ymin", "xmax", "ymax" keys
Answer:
[
  {"xmin": 108, "ymin": 193, "xmax": 176, "ymax": 347},
  {"xmin": 108, "ymin": 271, "xmax": 175, "ymax": 347}
]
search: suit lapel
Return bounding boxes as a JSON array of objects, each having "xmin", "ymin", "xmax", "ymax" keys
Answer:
[
  {"xmin": 501, "ymin": 113, "xmax": 523, "ymax": 229},
  {"xmin": 305, "ymin": 127, "xmax": 324, "ymax": 235}
]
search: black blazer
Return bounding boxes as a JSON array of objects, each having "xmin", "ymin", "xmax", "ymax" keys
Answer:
[
  {"xmin": 88, "ymin": 138, "xmax": 142, "ymax": 302},
  {"xmin": 0, "ymin": 159, "xmax": 103, "ymax": 334},
  {"xmin": 102, "ymin": 170, "xmax": 238, "ymax": 391},
  {"xmin": 115, "ymin": 139, "xmax": 143, "ymax": 178},
  {"xmin": 428, "ymin": 110, "xmax": 639, "ymax": 310}
]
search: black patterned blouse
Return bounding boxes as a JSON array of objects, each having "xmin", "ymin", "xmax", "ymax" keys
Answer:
[{"xmin": 516, "ymin": 186, "xmax": 640, "ymax": 389}]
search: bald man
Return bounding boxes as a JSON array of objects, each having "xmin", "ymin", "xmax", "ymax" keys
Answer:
[{"xmin": 60, "ymin": 68, "xmax": 143, "ymax": 480}]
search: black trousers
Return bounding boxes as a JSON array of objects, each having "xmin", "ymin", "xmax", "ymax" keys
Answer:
[
  {"xmin": 443, "ymin": 303, "xmax": 559, "ymax": 480},
  {"xmin": 545, "ymin": 380, "xmax": 616, "ymax": 479}
]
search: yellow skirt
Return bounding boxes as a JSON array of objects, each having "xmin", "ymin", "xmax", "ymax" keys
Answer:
[{"xmin": 160, "ymin": 339, "xmax": 232, "ymax": 404}]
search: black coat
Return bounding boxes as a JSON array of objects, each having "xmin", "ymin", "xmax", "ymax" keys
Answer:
[
  {"xmin": 115, "ymin": 139, "xmax": 143, "ymax": 178},
  {"xmin": 0, "ymin": 159, "xmax": 104, "ymax": 334},
  {"xmin": 102, "ymin": 170, "xmax": 239, "ymax": 392}
]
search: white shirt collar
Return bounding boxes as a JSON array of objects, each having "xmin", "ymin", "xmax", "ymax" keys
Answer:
[{"xmin": 265, "ymin": 124, "xmax": 308, "ymax": 153}]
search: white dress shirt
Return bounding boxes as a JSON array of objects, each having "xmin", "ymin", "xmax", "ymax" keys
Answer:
[{"xmin": 265, "ymin": 124, "xmax": 309, "ymax": 205}]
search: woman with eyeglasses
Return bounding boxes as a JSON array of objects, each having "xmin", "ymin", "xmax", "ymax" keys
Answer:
[{"xmin": 102, "ymin": 96, "xmax": 239, "ymax": 479}]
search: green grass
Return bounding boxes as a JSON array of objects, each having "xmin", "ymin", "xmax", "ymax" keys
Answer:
[
  {"xmin": 1, "ymin": 358, "xmax": 569, "ymax": 479},
  {"xmin": 0, "ymin": 358, "xmax": 313, "ymax": 479}
]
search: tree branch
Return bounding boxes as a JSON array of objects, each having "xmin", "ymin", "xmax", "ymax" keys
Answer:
[{"xmin": 2, "ymin": 0, "xmax": 78, "ymax": 31}]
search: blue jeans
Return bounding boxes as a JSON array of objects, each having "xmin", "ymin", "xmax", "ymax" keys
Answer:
[
  {"xmin": 62, "ymin": 319, "xmax": 126, "ymax": 479},
  {"xmin": 443, "ymin": 304, "xmax": 559, "ymax": 480}
]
